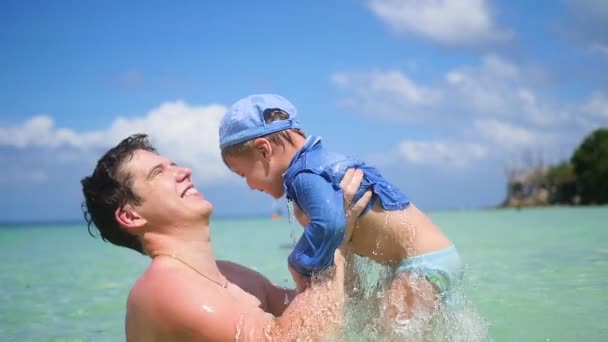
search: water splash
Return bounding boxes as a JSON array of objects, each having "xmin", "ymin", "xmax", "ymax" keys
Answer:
[
  {"xmin": 285, "ymin": 200, "xmax": 298, "ymax": 246},
  {"xmin": 400, "ymin": 208, "xmax": 417, "ymax": 257},
  {"xmin": 235, "ymin": 314, "xmax": 243, "ymax": 341},
  {"xmin": 344, "ymin": 255, "xmax": 488, "ymax": 341},
  {"xmin": 235, "ymin": 313, "xmax": 277, "ymax": 342}
]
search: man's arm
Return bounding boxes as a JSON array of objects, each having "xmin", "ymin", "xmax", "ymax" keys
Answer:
[
  {"xmin": 263, "ymin": 280, "xmax": 298, "ymax": 316},
  {"xmin": 217, "ymin": 259, "xmax": 297, "ymax": 317},
  {"xmin": 134, "ymin": 249, "xmax": 347, "ymax": 341}
]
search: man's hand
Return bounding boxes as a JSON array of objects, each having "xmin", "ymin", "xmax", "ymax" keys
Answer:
[
  {"xmin": 289, "ymin": 265, "xmax": 310, "ymax": 293},
  {"xmin": 339, "ymin": 168, "xmax": 371, "ymax": 244}
]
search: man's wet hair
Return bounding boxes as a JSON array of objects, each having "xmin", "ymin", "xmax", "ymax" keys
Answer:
[
  {"xmin": 220, "ymin": 108, "xmax": 306, "ymax": 164},
  {"xmin": 81, "ymin": 134, "xmax": 156, "ymax": 254}
]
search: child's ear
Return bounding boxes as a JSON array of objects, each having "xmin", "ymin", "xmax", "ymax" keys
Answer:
[
  {"xmin": 115, "ymin": 204, "xmax": 147, "ymax": 233},
  {"xmin": 253, "ymin": 138, "xmax": 272, "ymax": 159}
]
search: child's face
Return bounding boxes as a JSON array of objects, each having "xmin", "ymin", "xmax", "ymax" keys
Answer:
[{"xmin": 225, "ymin": 152, "xmax": 285, "ymax": 199}]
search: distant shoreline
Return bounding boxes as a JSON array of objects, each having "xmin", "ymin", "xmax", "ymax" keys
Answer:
[
  {"xmin": 0, "ymin": 214, "xmax": 283, "ymax": 227},
  {"xmin": 3, "ymin": 205, "xmax": 607, "ymax": 227}
]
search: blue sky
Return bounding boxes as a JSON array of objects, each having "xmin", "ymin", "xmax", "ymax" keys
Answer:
[{"xmin": 1, "ymin": 0, "xmax": 607, "ymax": 222}]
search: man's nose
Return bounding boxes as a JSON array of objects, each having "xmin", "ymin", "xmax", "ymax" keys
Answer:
[{"xmin": 176, "ymin": 166, "xmax": 192, "ymax": 180}]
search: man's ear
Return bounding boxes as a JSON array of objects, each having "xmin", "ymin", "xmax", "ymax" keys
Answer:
[
  {"xmin": 252, "ymin": 138, "xmax": 273, "ymax": 160},
  {"xmin": 115, "ymin": 204, "xmax": 146, "ymax": 232}
]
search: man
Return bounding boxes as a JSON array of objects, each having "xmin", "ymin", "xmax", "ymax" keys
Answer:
[{"xmin": 81, "ymin": 134, "xmax": 371, "ymax": 341}]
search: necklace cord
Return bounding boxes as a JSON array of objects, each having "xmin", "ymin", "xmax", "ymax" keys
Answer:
[{"xmin": 153, "ymin": 253, "xmax": 228, "ymax": 288}]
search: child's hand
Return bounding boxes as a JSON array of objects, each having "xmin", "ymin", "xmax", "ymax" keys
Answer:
[{"xmin": 339, "ymin": 168, "xmax": 372, "ymax": 243}]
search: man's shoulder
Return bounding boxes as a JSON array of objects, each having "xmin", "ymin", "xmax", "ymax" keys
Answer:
[
  {"xmin": 126, "ymin": 263, "xmax": 185, "ymax": 340},
  {"xmin": 127, "ymin": 261, "xmax": 248, "ymax": 340},
  {"xmin": 127, "ymin": 262, "xmax": 179, "ymax": 310},
  {"xmin": 127, "ymin": 261, "xmax": 208, "ymax": 311}
]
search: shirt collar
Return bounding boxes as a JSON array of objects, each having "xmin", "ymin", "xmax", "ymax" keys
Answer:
[{"xmin": 285, "ymin": 135, "xmax": 322, "ymax": 172}]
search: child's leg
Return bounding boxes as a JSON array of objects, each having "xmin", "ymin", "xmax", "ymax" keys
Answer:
[
  {"xmin": 382, "ymin": 245, "xmax": 463, "ymax": 339},
  {"xmin": 382, "ymin": 271, "xmax": 440, "ymax": 339}
]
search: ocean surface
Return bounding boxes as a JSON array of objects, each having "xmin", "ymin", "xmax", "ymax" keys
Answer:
[{"xmin": 1, "ymin": 206, "xmax": 607, "ymax": 341}]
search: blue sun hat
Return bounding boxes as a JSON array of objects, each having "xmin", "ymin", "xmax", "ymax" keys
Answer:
[{"xmin": 219, "ymin": 94, "xmax": 303, "ymax": 149}]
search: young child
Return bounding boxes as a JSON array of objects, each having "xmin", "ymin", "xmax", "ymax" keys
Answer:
[{"xmin": 219, "ymin": 94, "xmax": 463, "ymax": 324}]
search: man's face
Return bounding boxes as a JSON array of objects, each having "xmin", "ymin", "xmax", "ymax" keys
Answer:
[{"xmin": 124, "ymin": 149, "xmax": 212, "ymax": 227}]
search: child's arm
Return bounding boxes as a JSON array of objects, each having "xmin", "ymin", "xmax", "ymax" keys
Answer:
[
  {"xmin": 287, "ymin": 169, "xmax": 371, "ymax": 280},
  {"xmin": 287, "ymin": 171, "xmax": 348, "ymax": 278}
]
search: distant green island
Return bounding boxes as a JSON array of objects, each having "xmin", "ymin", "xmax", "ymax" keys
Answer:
[{"xmin": 503, "ymin": 128, "xmax": 608, "ymax": 208}]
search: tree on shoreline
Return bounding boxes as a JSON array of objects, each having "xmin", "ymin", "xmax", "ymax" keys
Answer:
[
  {"xmin": 572, "ymin": 128, "xmax": 608, "ymax": 204},
  {"xmin": 542, "ymin": 161, "xmax": 577, "ymax": 204},
  {"xmin": 503, "ymin": 128, "xmax": 608, "ymax": 207}
]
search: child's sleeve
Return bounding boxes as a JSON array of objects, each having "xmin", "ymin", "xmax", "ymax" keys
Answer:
[{"xmin": 287, "ymin": 172, "xmax": 346, "ymax": 277}]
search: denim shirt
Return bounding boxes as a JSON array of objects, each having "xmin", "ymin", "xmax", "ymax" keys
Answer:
[{"xmin": 284, "ymin": 136, "xmax": 410, "ymax": 277}]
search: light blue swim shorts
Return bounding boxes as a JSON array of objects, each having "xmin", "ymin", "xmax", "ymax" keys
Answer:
[{"xmin": 396, "ymin": 245, "xmax": 463, "ymax": 303}]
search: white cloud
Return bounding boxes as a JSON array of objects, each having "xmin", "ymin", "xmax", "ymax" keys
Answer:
[
  {"xmin": 331, "ymin": 55, "xmax": 607, "ymax": 168},
  {"xmin": 332, "ymin": 70, "xmax": 438, "ymax": 105},
  {"xmin": 583, "ymin": 91, "xmax": 608, "ymax": 118},
  {"xmin": 473, "ymin": 118, "xmax": 554, "ymax": 150},
  {"xmin": 397, "ymin": 140, "xmax": 488, "ymax": 167},
  {"xmin": 334, "ymin": 56, "xmax": 526, "ymax": 122},
  {"xmin": 444, "ymin": 68, "xmax": 509, "ymax": 117},
  {"xmin": 369, "ymin": 71, "xmax": 433, "ymax": 104},
  {"xmin": 589, "ymin": 43, "xmax": 608, "ymax": 57},
  {"xmin": 105, "ymin": 101, "xmax": 229, "ymax": 181},
  {"xmin": 367, "ymin": 0, "xmax": 511, "ymax": 46},
  {"xmin": 444, "ymin": 55, "xmax": 568, "ymax": 126},
  {"xmin": 0, "ymin": 115, "xmax": 102, "ymax": 149},
  {"xmin": 333, "ymin": 55, "xmax": 569, "ymax": 126},
  {"xmin": 480, "ymin": 54, "xmax": 519, "ymax": 79},
  {"xmin": 331, "ymin": 70, "xmax": 440, "ymax": 121},
  {"xmin": 449, "ymin": 56, "xmax": 578, "ymax": 127},
  {"xmin": 0, "ymin": 100, "xmax": 232, "ymax": 184}
]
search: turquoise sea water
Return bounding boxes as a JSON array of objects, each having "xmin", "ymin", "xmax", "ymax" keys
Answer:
[{"xmin": 1, "ymin": 207, "xmax": 607, "ymax": 341}]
